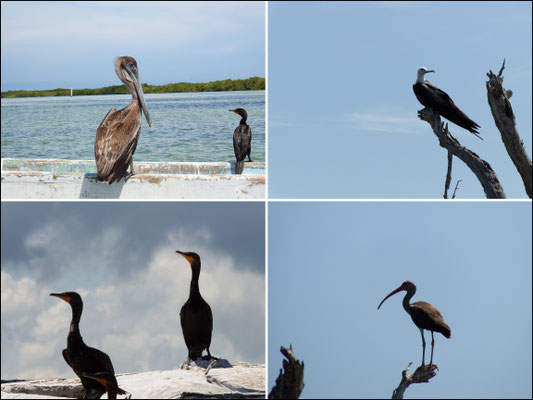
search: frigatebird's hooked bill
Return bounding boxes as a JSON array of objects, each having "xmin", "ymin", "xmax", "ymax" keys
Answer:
[
  {"xmin": 95, "ymin": 56, "xmax": 152, "ymax": 184},
  {"xmin": 378, "ymin": 281, "xmax": 451, "ymax": 367},
  {"xmin": 413, "ymin": 67, "xmax": 482, "ymax": 140}
]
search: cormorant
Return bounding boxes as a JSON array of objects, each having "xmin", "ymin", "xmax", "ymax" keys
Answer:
[
  {"xmin": 413, "ymin": 67, "xmax": 482, "ymax": 140},
  {"xmin": 176, "ymin": 251, "xmax": 214, "ymax": 361},
  {"xmin": 95, "ymin": 56, "xmax": 152, "ymax": 183},
  {"xmin": 50, "ymin": 292, "xmax": 125, "ymax": 399},
  {"xmin": 229, "ymin": 108, "xmax": 252, "ymax": 174}
]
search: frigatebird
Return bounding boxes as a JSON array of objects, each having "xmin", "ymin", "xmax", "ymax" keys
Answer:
[
  {"xmin": 95, "ymin": 56, "xmax": 152, "ymax": 183},
  {"xmin": 413, "ymin": 67, "xmax": 482, "ymax": 140},
  {"xmin": 378, "ymin": 281, "xmax": 451, "ymax": 367}
]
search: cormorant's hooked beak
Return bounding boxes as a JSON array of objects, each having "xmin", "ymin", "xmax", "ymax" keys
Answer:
[
  {"xmin": 49, "ymin": 293, "xmax": 70, "ymax": 303},
  {"xmin": 176, "ymin": 250, "xmax": 194, "ymax": 264},
  {"xmin": 125, "ymin": 63, "xmax": 152, "ymax": 128},
  {"xmin": 425, "ymin": 69, "xmax": 435, "ymax": 74},
  {"xmin": 377, "ymin": 284, "xmax": 406, "ymax": 310},
  {"xmin": 229, "ymin": 109, "xmax": 238, "ymax": 114}
]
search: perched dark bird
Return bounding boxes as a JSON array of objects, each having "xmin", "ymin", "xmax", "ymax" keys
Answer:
[
  {"xmin": 82, "ymin": 372, "xmax": 120, "ymax": 400},
  {"xmin": 378, "ymin": 281, "xmax": 451, "ymax": 367},
  {"xmin": 413, "ymin": 67, "xmax": 482, "ymax": 140},
  {"xmin": 176, "ymin": 250, "xmax": 214, "ymax": 361},
  {"xmin": 50, "ymin": 292, "xmax": 125, "ymax": 399},
  {"xmin": 229, "ymin": 108, "xmax": 252, "ymax": 174},
  {"xmin": 95, "ymin": 56, "xmax": 152, "ymax": 183}
]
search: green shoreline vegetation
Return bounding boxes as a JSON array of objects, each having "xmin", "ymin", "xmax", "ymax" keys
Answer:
[{"xmin": 1, "ymin": 76, "xmax": 265, "ymax": 98}]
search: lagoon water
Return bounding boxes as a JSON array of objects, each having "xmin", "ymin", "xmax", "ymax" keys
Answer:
[{"xmin": 1, "ymin": 91, "xmax": 265, "ymax": 163}]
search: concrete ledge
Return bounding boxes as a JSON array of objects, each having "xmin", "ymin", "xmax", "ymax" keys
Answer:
[{"xmin": 1, "ymin": 158, "xmax": 265, "ymax": 199}]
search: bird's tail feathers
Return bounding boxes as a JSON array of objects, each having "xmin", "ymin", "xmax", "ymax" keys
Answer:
[{"xmin": 235, "ymin": 161, "xmax": 244, "ymax": 175}]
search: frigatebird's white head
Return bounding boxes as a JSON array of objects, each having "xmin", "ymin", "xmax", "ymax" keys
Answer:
[{"xmin": 416, "ymin": 67, "xmax": 435, "ymax": 83}]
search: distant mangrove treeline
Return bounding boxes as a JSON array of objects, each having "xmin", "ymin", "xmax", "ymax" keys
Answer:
[{"xmin": 1, "ymin": 76, "xmax": 265, "ymax": 98}]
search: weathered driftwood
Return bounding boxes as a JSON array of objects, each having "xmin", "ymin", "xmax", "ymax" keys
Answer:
[
  {"xmin": 392, "ymin": 362, "xmax": 438, "ymax": 399},
  {"xmin": 418, "ymin": 107, "xmax": 506, "ymax": 198},
  {"xmin": 268, "ymin": 346, "xmax": 304, "ymax": 399},
  {"xmin": 486, "ymin": 60, "xmax": 532, "ymax": 198}
]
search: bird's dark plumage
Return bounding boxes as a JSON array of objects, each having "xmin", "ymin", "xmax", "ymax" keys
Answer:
[
  {"xmin": 229, "ymin": 108, "xmax": 252, "ymax": 174},
  {"xmin": 176, "ymin": 251, "xmax": 214, "ymax": 361},
  {"xmin": 82, "ymin": 372, "xmax": 122, "ymax": 400},
  {"xmin": 413, "ymin": 67, "xmax": 482, "ymax": 140},
  {"xmin": 50, "ymin": 292, "xmax": 124, "ymax": 399},
  {"xmin": 378, "ymin": 280, "xmax": 451, "ymax": 366}
]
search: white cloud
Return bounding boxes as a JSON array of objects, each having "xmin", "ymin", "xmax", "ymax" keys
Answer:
[
  {"xmin": 1, "ymin": 228, "xmax": 264, "ymax": 380},
  {"xmin": 1, "ymin": 2, "xmax": 264, "ymax": 50},
  {"xmin": 346, "ymin": 110, "xmax": 427, "ymax": 134}
]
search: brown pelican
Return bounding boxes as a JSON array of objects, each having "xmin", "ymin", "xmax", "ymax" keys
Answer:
[
  {"xmin": 413, "ymin": 67, "xmax": 482, "ymax": 140},
  {"xmin": 229, "ymin": 108, "xmax": 252, "ymax": 174},
  {"xmin": 95, "ymin": 56, "xmax": 152, "ymax": 183}
]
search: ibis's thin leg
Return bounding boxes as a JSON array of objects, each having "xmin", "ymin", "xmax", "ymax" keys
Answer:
[
  {"xmin": 419, "ymin": 328, "xmax": 426, "ymax": 366},
  {"xmin": 430, "ymin": 331, "xmax": 435, "ymax": 365}
]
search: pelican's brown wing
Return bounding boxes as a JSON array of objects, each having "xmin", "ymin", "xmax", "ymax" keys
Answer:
[{"xmin": 95, "ymin": 104, "xmax": 141, "ymax": 184}]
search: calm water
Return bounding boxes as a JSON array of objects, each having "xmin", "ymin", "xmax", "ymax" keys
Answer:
[{"xmin": 1, "ymin": 91, "xmax": 265, "ymax": 163}]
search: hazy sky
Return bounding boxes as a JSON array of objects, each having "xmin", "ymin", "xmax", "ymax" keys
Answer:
[
  {"xmin": 1, "ymin": 202, "xmax": 265, "ymax": 380},
  {"xmin": 269, "ymin": 2, "xmax": 532, "ymax": 199},
  {"xmin": 0, "ymin": 2, "xmax": 265, "ymax": 91},
  {"xmin": 268, "ymin": 201, "xmax": 532, "ymax": 399}
]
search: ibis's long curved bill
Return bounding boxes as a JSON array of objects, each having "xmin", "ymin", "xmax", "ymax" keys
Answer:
[{"xmin": 377, "ymin": 285, "xmax": 404, "ymax": 310}]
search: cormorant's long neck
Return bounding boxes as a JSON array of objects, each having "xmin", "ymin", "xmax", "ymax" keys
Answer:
[
  {"xmin": 68, "ymin": 303, "xmax": 83, "ymax": 347},
  {"xmin": 240, "ymin": 115, "xmax": 248, "ymax": 125},
  {"xmin": 189, "ymin": 263, "xmax": 201, "ymax": 298},
  {"xmin": 402, "ymin": 288, "xmax": 415, "ymax": 315}
]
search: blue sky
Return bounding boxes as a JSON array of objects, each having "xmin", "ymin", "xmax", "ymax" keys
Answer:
[
  {"xmin": 268, "ymin": 201, "xmax": 532, "ymax": 399},
  {"xmin": 0, "ymin": 2, "xmax": 265, "ymax": 91},
  {"xmin": 1, "ymin": 202, "xmax": 265, "ymax": 379},
  {"xmin": 268, "ymin": 2, "xmax": 532, "ymax": 199}
]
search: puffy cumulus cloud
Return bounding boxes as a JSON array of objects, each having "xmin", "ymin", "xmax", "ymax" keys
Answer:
[
  {"xmin": 1, "ymin": 271, "xmax": 41, "ymax": 314},
  {"xmin": 1, "ymin": 271, "xmax": 70, "ymax": 379},
  {"xmin": 1, "ymin": 229, "xmax": 264, "ymax": 380}
]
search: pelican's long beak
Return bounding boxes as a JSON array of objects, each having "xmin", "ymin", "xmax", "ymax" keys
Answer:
[
  {"xmin": 125, "ymin": 63, "xmax": 152, "ymax": 128},
  {"xmin": 377, "ymin": 285, "xmax": 405, "ymax": 310},
  {"xmin": 426, "ymin": 69, "xmax": 435, "ymax": 74}
]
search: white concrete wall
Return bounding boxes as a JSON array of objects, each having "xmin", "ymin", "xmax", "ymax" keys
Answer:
[{"xmin": 1, "ymin": 159, "xmax": 265, "ymax": 199}]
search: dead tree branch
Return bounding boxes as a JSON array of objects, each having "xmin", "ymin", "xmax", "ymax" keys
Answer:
[
  {"xmin": 452, "ymin": 180, "xmax": 462, "ymax": 199},
  {"xmin": 443, "ymin": 151, "xmax": 453, "ymax": 199},
  {"xmin": 268, "ymin": 345, "xmax": 304, "ymax": 399},
  {"xmin": 418, "ymin": 107, "xmax": 506, "ymax": 198},
  {"xmin": 486, "ymin": 59, "xmax": 532, "ymax": 198},
  {"xmin": 392, "ymin": 362, "xmax": 438, "ymax": 399}
]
